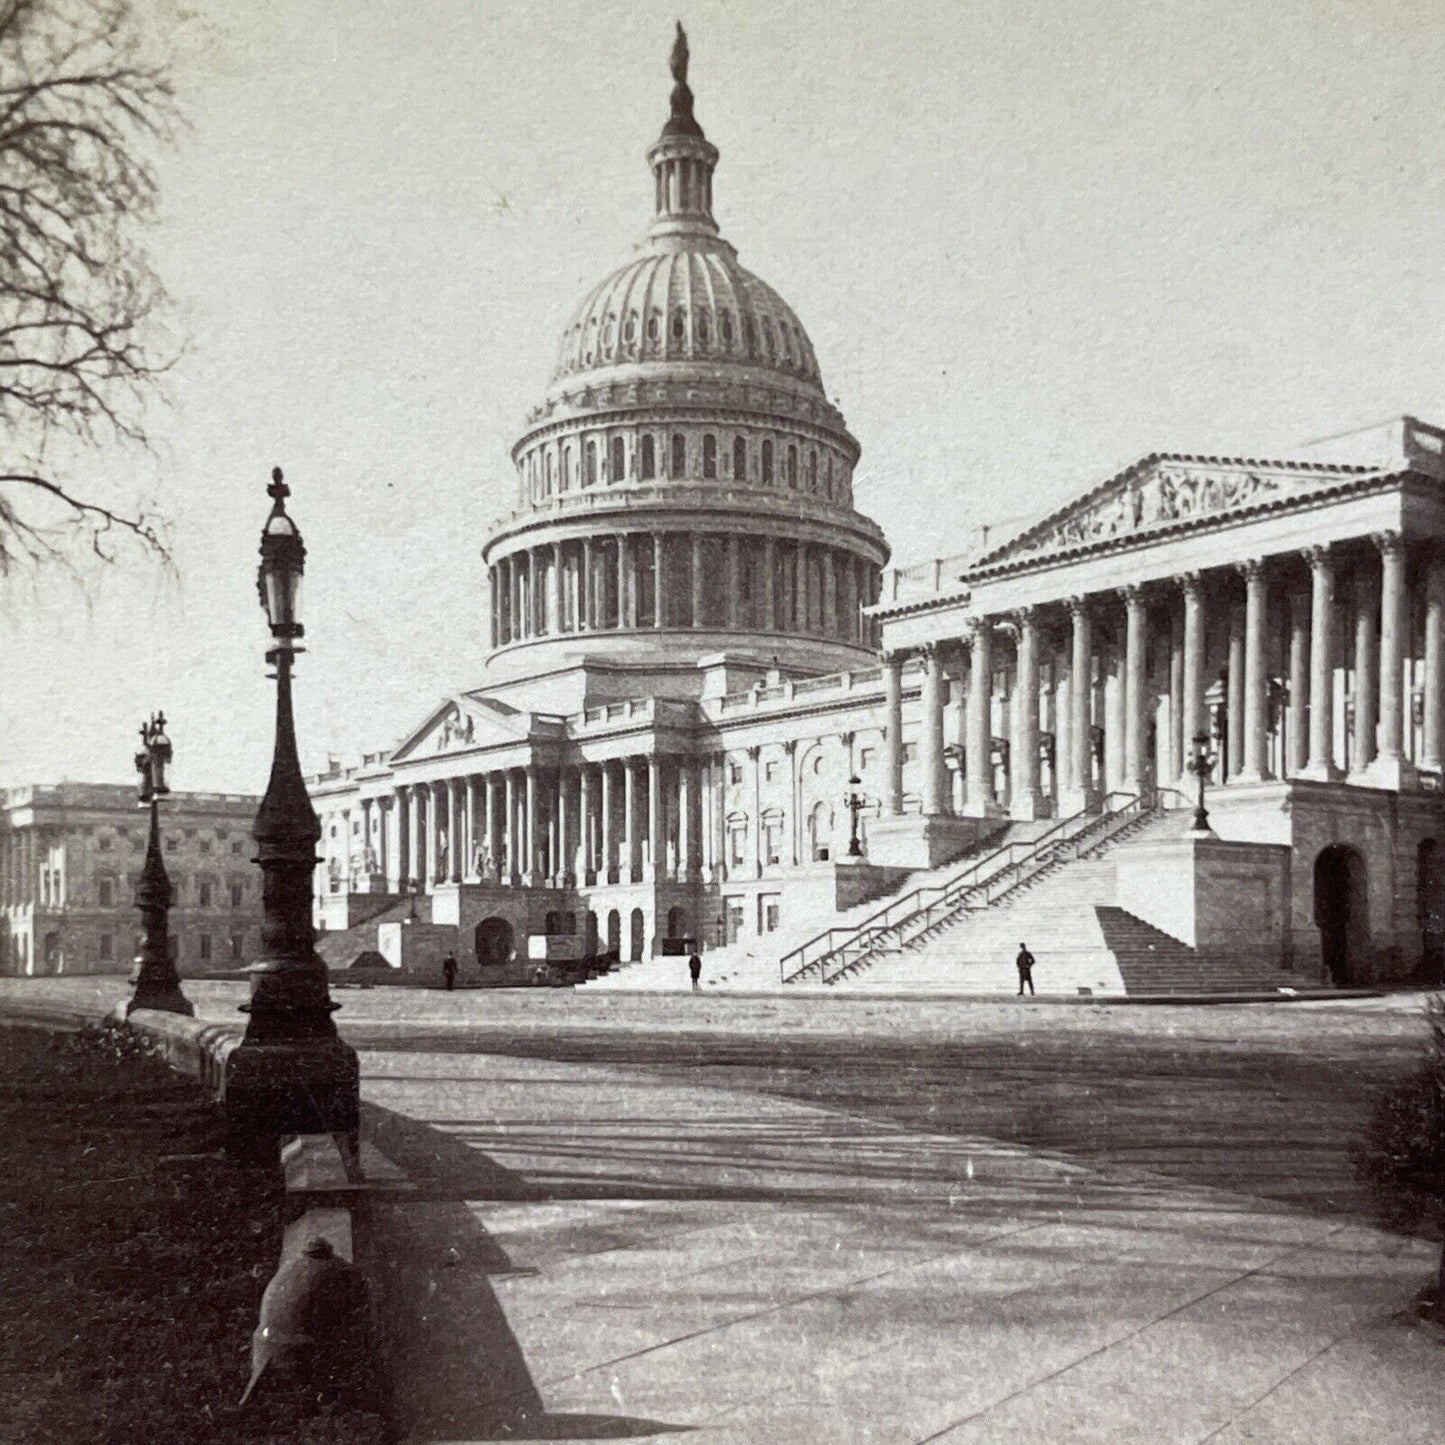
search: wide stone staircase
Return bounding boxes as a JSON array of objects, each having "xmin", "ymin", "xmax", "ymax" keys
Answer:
[
  {"xmin": 833, "ymin": 808, "xmax": 1318, "ymax": 995},
  {"xmin": 580, "ymin": 821, "xmax": 1043, "ymax": 992}
]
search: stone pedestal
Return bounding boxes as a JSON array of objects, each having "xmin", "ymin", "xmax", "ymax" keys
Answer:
[
  {"xmin": 1113, "ymin": 831, "xmax": 1290, "ymax": 964},
  {"xmin": 223, "ymin": 1035, "xmax": 360, "ymax": 1165},
  {"xmin": 865, "ymin": 814, "xmax": 1005, "ymax": 870}
]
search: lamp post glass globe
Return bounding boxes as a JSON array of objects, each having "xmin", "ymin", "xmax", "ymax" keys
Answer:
[
  {"xmin": 1189, "ymin": 731, "xmax": 1217, "ymax": 832},
  {"xmin": 841, "ymin": 773, "xmax": 867, "ymax": 857},
  {"xmin": 258, "ymin": 467, "xmax": 306, "ymax": 647}
]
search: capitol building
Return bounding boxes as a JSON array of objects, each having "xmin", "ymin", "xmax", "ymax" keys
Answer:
[{"xmin": 311, "ymin": 30, "xmax": 1445, "ymax": 995}]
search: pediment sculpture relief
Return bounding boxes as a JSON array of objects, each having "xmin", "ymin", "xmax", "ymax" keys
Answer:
[
  {"xmin": 1012, "ymin": 465, "xmax": 1291, "ymax": 559},
  {"xmin": 433, "ymin": 706, "xmax": 476, "ymax": 752}
]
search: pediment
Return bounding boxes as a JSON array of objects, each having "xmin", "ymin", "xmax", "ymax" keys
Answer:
[
  {"xmin": 977, "ymin": 455, "xmax": 1349, "ymax": 568},
  {"xmin": 390, "ymin": 695, "xmax": 529, "ymax": 763}
]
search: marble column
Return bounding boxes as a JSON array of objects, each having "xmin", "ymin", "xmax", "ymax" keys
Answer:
[
  {"xmin": 1303, "ymin": 547, "xmax": 1341, "ymax": 781},
  {"xmin": 964, "ymin": 620, "xmax": 996, "ymax": 817},
  {"xmin": 446, "ymin": 779, "xmax": 461, "ymax": 883},
  {"xmin": 1226, "ymin": 603, "xmax": 1245, "ymax": 781},
  {"xmin": 502, "ymin": 771, "xmax": 517, "ymax": 883},
  {"xmin": 646, "ymin": 756, "xmax": 661, "ymax": 880},
  {"xmin": 1063, "ymin": 598, "xmax": 1096, "ymax": 812},
  {"xmin": 1239, "ymin": 560, "xmax": 1271, "ymax": 783},
  {"xmin": 712, "ymin": 755, "xmax": 728, "ymax": 881},
  {"xmin": 882, "ymin": 651, "xmax": 904, "ymax": 814},
  {"xmin": 679, "ymin": 761, "xmax": 695, "ymax": 879},
  {"xmin": 1122, "ymin": 586, "xmax": 1149, "ymax": 796},
  {"xmin": 624, "ymin": 759, "xmax": 641, "ymax": 883},
  {"xmin": 920, "ymin": 644, "xmax": 948, "ymax": 815},
  {"xmin": 762, "ymin": 537, "xmax": 776, "ymax": 632},
  {"xmin": 795, "ymin": 544, "xmax": 809, "ymax": 631},
  {"xmin": 395, "ymin": 787, "xmax": 410, "ymax": 890},
  {"xmin": 1287, "ymin": 592, "xmax": 1310, "ymax": 776},
  {"xmin": 550, "ymin": 542, "xmax": 563, "ymax": 634},
  {"xmin": 823, "ymin": 551, "xmax": 838, "ymax": 637},
  {"xmin": 600, "ymin": 762, "xmax": 615, "ymax": 883},
  {"xmin": 621, "ymin": 533, "xmax": 637, "ymax": 628},
  {"xmin": 691, "ymin": 535, "xmax": 704, "ymax": 628},
  {"xmin": 1370, "ymin": 531, "xmax": 1415, "ymax": 788},
  {"xmin": 523, "ymin": 765, "xmax": 539, "ymax": 884},
  {"xmin": 1012, "ymin": 608, "xmax": 1043, "ymax": 819},
  {"xmin": 578, "ymin": 766, "xmax": 594, "ymax": 882},
  {"xmin": 652, "ymin": 533, "xmax": 665, "ymax": 630},
  {"xmin": 1423, "ymin": 553, "xmax": 1445, "ymax": 773},
  {"xmin": 483, "ymin": 774, "xmax": 497, "ymax": 879},
  {"xmin": 1179, "ymin": 573, "xmax": 1206, "ymax": 787},
  {"xmin": 580, "ymin": 538, "xmax": 594, "ymax": 631},
  {"xmin": 1351, "ymin": 568, "xmax": 1380, "ymax": 777},
  {"xmin": 554, "ymin": 768, "xmax": 570, "ymax": 885}
]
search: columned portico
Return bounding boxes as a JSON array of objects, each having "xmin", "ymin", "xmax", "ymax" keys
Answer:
[
  {"xmin": 963, "ymin": 620, "xmax": 998, "ymax": 818},
  {"xmin": 1238, "ymin": 560, "xmax": 1271, "ymax": 784},
  {"xmin": 1303, "ymin": 547, "xmax": 1342, "ymax": 782},
  {"xmin": 1367, "ymin": 532, "xmax": 1415, "ymax": 789},
  {"xmin": 1012, "ymin": 608, "xmax": 1043, "ymax": 820}
]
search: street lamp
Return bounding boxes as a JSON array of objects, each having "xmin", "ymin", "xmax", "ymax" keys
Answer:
[
  {"xmin": 125, "ymin": 712, "xmax": 192, "ymax": 1017},
  {"xmin": 840, "ymin": 774, "xmax": 868, "ymax": 858},
  {"xmin": 1188, "ymin": 731, "xmax": 1218, "ymax": 834},
  {"xmin": 223, "ymin": 468, "xmax": 359, "ymax": 1164}
]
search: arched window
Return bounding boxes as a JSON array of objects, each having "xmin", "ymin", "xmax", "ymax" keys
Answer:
[
  {"xmin": 671, "ymin": 432, "xmax": 686, "ymax": 477},
  {"xmin": 671, "ymin": 309, "xmax": 685, "ymax": 344},
  {"xmin": 563, "ymin": 445, "xmax": 574, "ymax": 489},
  {"xmin": 808, "ymin": 450, "xmax": 818, "ymax": 491},
  {"xmin": 721, "ymin": 312, "xmax": 734, "ymax": 349},
  {"xmin": 703, "ymin": 434, "xmax": 717, "ymax": 478},
  {"xmin": 647, "ymin": 311, "xmax": 661, "ymax": 344},
  {"xmin": 585, "ymin": 440, "xmax": 598, "ymax": 487},
  {"xmin": 825, "ymin": 455, "xmax": 834, "ymax": 498},
  {"xmin": 787, "ymin": 445, "xmax": 798, "ymax": 487},
  {"xmin": 697, "ymin": 312, "xmax": 710, "ymax": 350},
  {"xmin": 547, "ymin": 450, "xmax": 556, "ymax": 492},
  {"xmin": 640, "ymin": 434, "xmax": 655, "ymax": 480},
  {"xmin": 761, "ymin": 319, "xmax": 774, "ymax": 358},
  {"xmin": 733, "ymin": 436, "xmax": 747, "ymax": 480},
  {"xmin": 744, "ymin": 315, "xmax": 757, "ymax": 356},
  {"xmin": 761, "ymin": 439, "xmax": 774, "ymax": 484},
  {"xmin": 610, "ymin": 434, "xmax": 625, "ymax": 482}
]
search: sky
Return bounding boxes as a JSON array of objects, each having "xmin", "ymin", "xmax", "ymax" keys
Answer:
[{"xmin": 5, "ymin": 0, "xmax": 1445, "ymax": 794}]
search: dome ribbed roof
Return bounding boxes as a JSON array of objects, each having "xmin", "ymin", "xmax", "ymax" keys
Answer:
[{"xmin": 551, "ymin": 242, "xmax": 824, "ymax": 391}]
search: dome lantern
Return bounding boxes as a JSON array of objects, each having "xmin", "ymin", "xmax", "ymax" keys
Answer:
[{"xmin": 646, "ymin": 24, "xmax": 720, "ymax": 242}]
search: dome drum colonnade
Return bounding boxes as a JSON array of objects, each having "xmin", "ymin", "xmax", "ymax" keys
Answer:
[
  {"xmin": 483, "ymin": 24, "xmax": 886, "ymax": 677},
  {"xmin": 878, "ymin": 531, "xmax": 1445, "ymax": 827}
]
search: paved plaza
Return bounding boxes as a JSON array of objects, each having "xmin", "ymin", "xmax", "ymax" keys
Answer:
[{"xmin": 2, "ymin": 979, "xmax": 1443, "ymax": 1442}]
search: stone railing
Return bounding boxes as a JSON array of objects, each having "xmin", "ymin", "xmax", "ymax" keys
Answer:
[{"xmin": 700, "ymin": 666, "xmax": 887, "ymax": 719}]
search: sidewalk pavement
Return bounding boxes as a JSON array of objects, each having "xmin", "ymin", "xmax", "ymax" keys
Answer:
[
  {"xmin": 357, "ymin": 1046, "xmax": 1444, "ymax": 1444},
  {"xmin": 2, "ymin": 979, "xmax": 1441, "ymax": 1442}
]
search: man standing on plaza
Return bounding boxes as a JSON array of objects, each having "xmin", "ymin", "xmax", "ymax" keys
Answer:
[
  {"xmin": 688, "ymin": 951, "xmax": 702, "ymax": 992},
  {"xmin": 442, "ymin": 953, "xmax": 458, "ymax": 992},
  {"xmin": 1016, "ymin": 942, "xmax": 1036, "ymax": 997}
]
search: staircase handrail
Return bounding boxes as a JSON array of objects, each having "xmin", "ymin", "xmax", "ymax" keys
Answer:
[
  {"xmin": 816, "ymin": 792, "xmax": 1148, "ymax": 985},
  {"xmin": 779, "ymin": 791, "xmax": 1145, "ymax": 984}
]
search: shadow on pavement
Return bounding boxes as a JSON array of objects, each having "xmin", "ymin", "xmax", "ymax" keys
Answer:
[{"xmin": 362, "ymin": 1102, "xmax": 693, "ymax": 1441}]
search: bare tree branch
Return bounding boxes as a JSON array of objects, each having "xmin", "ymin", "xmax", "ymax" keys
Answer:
[{"xmin": 0, "ymin": 0, "xmax": 181, "ymax": 578}]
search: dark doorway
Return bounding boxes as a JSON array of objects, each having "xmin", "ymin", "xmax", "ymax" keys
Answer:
[
  {"xmin": 667, "ymin": 906, "xmax": 687, "ymax": 940},
  {"xmin": 606, "ymin": 909, "xmax": 621, "ymax": 953},
  {"xmin": 584, "ymin": 910, "xmax": 599, "ymax": 956},
  {"xmin": 474, "ymin": 916, "xmax": 514, "ymax": 968},
  {"xmin": 628, "ymin": 907, "xmax": 645, "ymax": 962},
  {"xmin": 1418, "ymin": 839, "xmax": 1445, "ymax": 984},
  {"xmin": 1314, "ymin": 846, "xmax": 1369, "ymax": 986}
]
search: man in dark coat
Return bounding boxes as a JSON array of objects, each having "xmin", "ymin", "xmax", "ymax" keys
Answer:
[
  {"xmin": 688, "ymin": 952, "xmax": 702, "ymax": 992},
  {"xmin": 1015, "ymin": 942, "xmax": 1036, "ymax": 997},
  {"xmin": 442, "ymin": 953, "xmax": 458, "ymax": 991}
]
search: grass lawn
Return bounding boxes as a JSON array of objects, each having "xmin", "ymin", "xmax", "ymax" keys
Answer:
[{"xmin": 0, "ymin": 1024, "xmax": 389, "ymax": 1444}]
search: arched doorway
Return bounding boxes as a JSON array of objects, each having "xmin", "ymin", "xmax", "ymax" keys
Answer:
[
  {"xmin": 1418, "ymin": 839, "xmax": 1445, "ymax": 984},
  {"xmin": 628, "ymin": 907, "xmax": 645, "ymax": 962},
  {"xmin": 1314, "ymin": 846, "xmax": 1369, "ymax": 986},
  {"xmin": 584, "ymin": 910, "xmax": 599, "ymax": 956},
  {"xmin": 809, "ymin": 801, "xmax": 834, "ymax": 861},
  {"xmin": 474, "ymin": 916, "xmax": 514, "ymax": 968},
  {"xmin": 667, "ymin": 906, "xmax": 688, "ymax": 944},
  {"xmin": 606, "ymin": 909, "xmax": 621, "ymax": 954}
]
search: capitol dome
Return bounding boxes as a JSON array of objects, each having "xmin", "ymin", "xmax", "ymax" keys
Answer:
[
  {"xmin": 483, "ymin": 25, "xmax": 888, "ymax": 685},
  {"xmin": 551, "ymin": 246, "xmax": 824, "ymax": 392}
]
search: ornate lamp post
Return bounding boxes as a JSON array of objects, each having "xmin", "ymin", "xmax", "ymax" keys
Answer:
[
  {"xmin": 840, "ymin": 774, "xmax": 868, "ymax": 858},
  {"xmin": 125, "ymin": 712, "xmax": 192, "ymax": 1017},
  {"xmin": 224, "ymin": 469, "xmax": 359, "ymax": 1163},
  {"xmin": 1188, "ymin": 731, "xmax": 1219, "ymax": 834}
]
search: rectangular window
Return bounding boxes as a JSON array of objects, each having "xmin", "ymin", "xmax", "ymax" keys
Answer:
[
  {"xmin": 98, "ymin": 879, "xmax": 113, "ymax": 907},
  {"xmin": 728, "ymin": 824, "xmax": 746, "ymax": 866},
  {"xmin": 764, "ymin": 761, "xmax": 778, "ymax": 782},
  {"xmin": 99, "ymin": 934, "xmax": 113, "ymax": 961},
  {"xmin": 231, "ymin": 933, "xmax": 245, "ymax": 963},
  {"xmin": 764, "ymin": 821, "xmax": 782, "ymax": 864},
  {"xmin": 199, "ymin": 934, "xmax": 212, "ymax": 962},
  {"xmin": 759, "ymin": 894, "xmax": 781, "ymax": 934},
  {"xmin": 231, "ymin": 840, "xmax": 243, "ymax": 855},
  {"xmin": 97, "ymin": 835, "xmax": 112, "ymax": 851},
  {"xmin": 199, "ymin": 839, "xmax": 211, "ymax": 855},
  {"xmin": 230, "ymin": 881, "xmax": 244, "ymax": 908},
  {"xmin": 860, "ymin": 747, "xmax": 875, "ymax": 771},
  {"xmin": 199, "ymin": 882, "xmax": 212, "ymax": 908},
  {"xmin": 728, "ymin": 763, "xmax": 743, "ymax": 785},
  {"xmin": 902, "ymin": 744, "xmax": 917, "ymax": 764}
]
